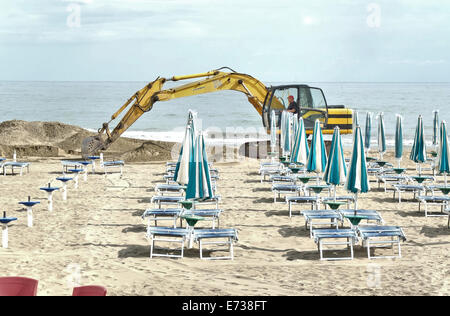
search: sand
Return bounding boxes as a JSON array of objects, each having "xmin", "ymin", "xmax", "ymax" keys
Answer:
[{"xmin": 0, "ymin": 121, "xmax": 449, "ymax": 296}]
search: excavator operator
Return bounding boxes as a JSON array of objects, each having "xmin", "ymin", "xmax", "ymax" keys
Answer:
[{"xmin": 286, "ymin": 95, "xmax": 299, "ymax": 115}]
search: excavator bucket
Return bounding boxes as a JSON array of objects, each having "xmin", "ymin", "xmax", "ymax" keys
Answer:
[{"xmin": 81, "ymin": 135, "xmax": 106, "ymax": 159}]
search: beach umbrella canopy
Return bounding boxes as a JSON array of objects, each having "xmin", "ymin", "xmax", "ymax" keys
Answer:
[
  {"xmin": 281, "ymin": 111, "xmax": 292, "ymax": 156},
  {"xmin": 364, "ymin": 112, "xmax": 372, "ymax": 154},
  {"xmin": 438, "ymin": 120, "xmax": 450, "ymax": 185},
  {"xmin": 307, "ymin": 120, "xmax": 327, "ymax": 174},
  {"xmin": 410, "ymin": 115, "xmax": 427, "ymax": 174},
  {"xmin": 185, "ymin": 132, "xmax": 213, "ymax": 200},
  {"xmin": 345, "ymin": 125, "xmax": 370, "ymax": 209},
  {"xmin": 353, "ymin": 111, "xmax": 359, "ymax": 132},
  {"xmin": 174, "ymin": 111, "xmax": 197, "ymax": 184},
  {"xmin": 433, "ymin": 110, "xmax": 440, "ymax": 148},
  {"xmin": 377, "ymin": 112, "xmax": 386, "ymax": 160},
  {"xmin": 395, "ymin": 115, "xmax": 403, "ymax": 166},
  {"xmin": 270, "ymin": 110, "xmax": 277, "ymax": 150},
  {"xmin": 290, "ymin": 117, "xmax": 310, "ymax": 166},
  {"xmin": 324, "ymin": 127, "xmax": 347, "ymax": 199}
]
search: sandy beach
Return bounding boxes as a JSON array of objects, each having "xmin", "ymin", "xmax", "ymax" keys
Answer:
[{"xmin": 0, "ymin": 122, "xmax": 449, "ymax": 296}]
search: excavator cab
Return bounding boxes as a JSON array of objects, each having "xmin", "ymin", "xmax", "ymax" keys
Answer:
[{"xmin": 262, "ymin": 85, "xmax": 328, "ymax": 132}]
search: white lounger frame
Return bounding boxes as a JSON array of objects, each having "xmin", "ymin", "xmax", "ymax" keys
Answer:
[
  {"xmin": 147, "ymin": 230, "xmax": 189, "ymax": 259},
  {"xmin": 313, "ymin": 230, "xmax": 357, "ymax": 261},
  {"xmin": 417, "ymin": 196, "xmax": 449, "ymax": 217}
]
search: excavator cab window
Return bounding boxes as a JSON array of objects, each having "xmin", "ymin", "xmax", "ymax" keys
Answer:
[{"xmin": 263, "ymin": 85, "xmax": 328, "ymax": 131}]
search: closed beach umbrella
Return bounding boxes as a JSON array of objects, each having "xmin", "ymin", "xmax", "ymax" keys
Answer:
[
  {"xmin": 270, "ymin": 110, "xmax": 277, "ymax": 151},
  {"xmin": 186, "ymin": 133, "xmax": 213, "ymax": 200},
  {"xmin": 174, "ymin": 111, "xmax": 197, "ymax": 184},
  {"xmin": 290, "ymin": 117, "xmax": 309, "ymax": 166},
  {"xmin": 395, "ymin": 115, "xmax": 403, "ymax": 168},
  {"xmin": 281, "ymin": 111, "xmax": 292, "ymax": 157},
  {"xmin": 307, "ymin": 120, "xmax": 328, "ymax": 183},
  {"xmin": 438, "ymin": 121, "xmax": 450, "ymax": 185},
  {"xmin": 433, "ymin": 110, "xmax": 440, "ymax": 149},
  {"xmin": 410, "ymin": 115, "xmax": 427, "ymax": 176},
  {"xmin": 364, "ymin": 112, "xmax": 372, "ymax": 156},
  {"xmin": 353, "ymin": 111, "xmax": 359, "ymax": 132},
  {"xmin": 345, "ymin": 125, "xmax": 370, "ymax": 211},
  {"xmin": 377, "ymin": 112, "xmax": 386, "ymax": 160},
  {"xmin": 291, "ymin": 114, "xmax": 298, "ymax": 148},
  {"xmin": 323, "ymin": 126, "xmax": 347, "ymax": 201}
]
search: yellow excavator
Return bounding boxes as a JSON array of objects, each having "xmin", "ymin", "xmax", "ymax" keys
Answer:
[{"xmin": 81, "ymin": 67, "xmax": 353, "ymax": 157}]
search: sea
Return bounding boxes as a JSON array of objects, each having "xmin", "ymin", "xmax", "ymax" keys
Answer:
[{"xmin": 0, "ymin": 81, "xmax": 449, "ymax": 148}]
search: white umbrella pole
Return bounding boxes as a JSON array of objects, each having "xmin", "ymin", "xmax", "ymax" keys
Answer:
[
  {"xmin": 419, "ymin": 164, "xmax": 422, "ymax": 176},
  {"xmin": 63, "ymin": 184, "xmax": 67, "ymax": 201},
  {"xmin": 445, "ymin": 173, "xmax": 448, "ymax": 186},
  {"xmin": 27, "ymin": 206, "xmax": 33, "ymax": 228},
  {"xmin": 334, "ymin": 185, "xmax": 337, "ymax": 202},
  {"xmin": 354, "ymin": 192, "xmax": 358, "ymax": 215},
  {"xmin": 83, "ymin": 167, "xmax": 88, "ymax": 182},
  {"xmin": 74, "ymin": 175, "xmax": 79, "ymax": 189},
  {"xmin": 397, "ymin": 158, "xmax": 402, "ymax": 168},
  {"xmin": 48, "ymin": 192, "xmax": 53, "ymax": 212},
  {"xmin": 2, "ymin": 225, "xmax": 8, "ymax": 248}
]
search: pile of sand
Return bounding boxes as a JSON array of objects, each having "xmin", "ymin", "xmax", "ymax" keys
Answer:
[{"xmin": 0, "ymin": 120, "xmax": 175, "ymax": 162}]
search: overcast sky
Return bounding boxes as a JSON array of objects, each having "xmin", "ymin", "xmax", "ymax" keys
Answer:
[{"xmin": 1, "ymin": 0, "xmax": 449, "ymax": 82}]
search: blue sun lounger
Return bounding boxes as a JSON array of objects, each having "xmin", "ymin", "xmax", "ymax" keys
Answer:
[
  {"xmin": 193, "ymin": 229, "xmax": 238, "ymax": 260},
  {"xmin": 102, "ymin": 160, "xmax": 124, "ymax": 176},
  {"xmin": 151, "ymin": 196, "xmax": 185, "ymax": 209},
  {"xmin": 2, "ymin": 162, "xmax": 30, "ymax": 176},
  {"xmin": 322, "ymin": 196, "xmax": 356, "ymax": 209},
  {"xmin": 155, "ymin": 184, "xmax": 186, "ymax": 196},
  {"xmin": 392, "ymin": 184, "xmax": 425, "ymax": 203},
  {"xmin": 147, "ymin": 227, "xmax": 191, "ymax": 259},
  {"xmin": 286, "ymin": 196, "xmax": 320, "ymax": 217},
  {"xmin": 272, "ymin": 184, "xmax": 302, "ymax": 203},
  {"xmin": 301, "ymin": 210, "xmax": 341, "ymax": 238},
  {"xmin": 142, "ymin": 208, "xmax": 183, "ymax": 228},
  {"xmin": 417, "ymin": 195, "xmax": 450, "ymax": 217},
  {"xmin": 338, "ymin": 209, "xmax": 384, "ymax": 227},
  {"xmin": 312, "ymin": 229, "xmax": 358, "ymax": 261},
  {"xmin": 357, "ymin": 226, "xmax": 406, "ymax": 259},
  {"xmin": 182, "ymin": 209, "xmax": 223, "ymax": 229}
]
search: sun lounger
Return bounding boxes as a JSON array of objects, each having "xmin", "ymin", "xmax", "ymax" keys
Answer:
[
  {"xmin": 193, "ymin": 229, "xmax": 238, "ymax": 260},
  {"xmin": 102, "ymin": 160, "xmax": 125, "ymax": 176},
  {"xmin": 322, "ymin": 196, "xmax": 356, "ymax": 209},
  {"xmin": 155, "ymin": 184, "xmax": 186, "ymax": 196},
  {"xmin": 260, "ymin": 167, "xmax": 284, "ymax": 183},
  {"xmin": 392, "ymin": 184, "xmax": 425, "ymax": 203},
  {"xmin": 163, "ymin": 174, "xmax": 177, "ymax": 184},
  {"xmin": 182, "ymin": 209, "xmax": 223, "ymax": 229},
  {"xmin": 305, "ymin": 185, "xmax": 332, "ymax": 197},
  {"xmin": 151, "ymin": 196, "xmax": 185, "ymax": 209},
  {"xmin": 377, "ymin": 175, "xmax": 410, "ymax": 192},
  {"xmin": 192, "ymin": 196, "xmax": 221, "ymax": 209},
  {"xmin": 2, "ymin": 162, "xmax": 30, "ymax": 176},
  {"xmin": 357, "ymin": 226, "xmax": 406, "ymax": 259},
  {"xmin": 312, "ymin": 229, "xmax": 358, "ymax": 261},
  {"xmin": 338, "ymin": 209, "xmax": 384, "ymax": 227},
  {"xmin": 301, "ymin": 210, "xmax": 341, "ymax": 238},
  {"xmin": 147, "ymin": 227, "xmax": 190, "ymax": 259},
  {"xmin": 416, "ymin": 195, "xmax": 450, "ymax": 217},
  {"xmin": 61, "ymin": 160, "xmax": 83, "ymax": 173},
  {"xmin": 270, "ymin": 175, "xmax": 296, "ymax": 184},
  {"xmin": 271, "ymin": 184, "xmax": 302, "ymax": 203},
  {"xmin": 286, "ymin": 196, "xmax": 320, "ymax": 217},
  {"xmin": 142, "ymin": 208, "xmax": 183, "ymax": 228}
]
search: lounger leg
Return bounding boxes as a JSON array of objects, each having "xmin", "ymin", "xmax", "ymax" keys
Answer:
[
  {"xmin": 230, "ymin": 237, "xmax": 234, "ymax": 260},
  {"xmin": 199, "ymin": 239, "xmax": 203, "ymax": 259},
  {"xmin": 150, "ymin": 237, "xmax": 154, "ymax": 259}
]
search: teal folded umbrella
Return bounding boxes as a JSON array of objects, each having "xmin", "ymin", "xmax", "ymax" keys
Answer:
[
  {"xmin": 270, "ymin": 110, "xmax": 277, "ymax": 152},
  {"xmin": 281, "ymin": 111, "xmax": 292, "ymax": 157},
  {"xmin": 174, "ymin": 111, "xmax": 197, "ymax": 184},
  {"xmin": 433, "ymin": 110, "xmax": 440, "ymax": 150},
  {"xmin": 353, "ymin": 111, "xmax": 359, "ymax": 132},
  {"xmin": 438, "ymin": 120, "xmax": 450, "ymax": 186},
  {"xmin": 345, "ymin": 125, "xmax": 370, "ymax": 213},
  {"xmin": 395, "ymin": 115, "xmax": 403, "ymax": 168},
  {"xmin": 290, "ymin": 117, "xmax": 309, "ymax": 166},
  {"xmin": 410, "ymin": 115, "xmax": 427, "ymax": 176},
  {"xmin": 364, "ymin": 112, "xmax": 372, "ymax": 156},
  {"xmin": 307, "ymin": 120, "xmax": 328, "ymax": 183},
  {"xmin": 323, "ymin": 126, "xmax": 347, "ymax": 201},
  {"xmin": 377, "ymin": 112, "xmax": 386, "ymax": 160},
  {"xmin": 186, "ymin": 132, "xmax": 213, "ymax": 200}
]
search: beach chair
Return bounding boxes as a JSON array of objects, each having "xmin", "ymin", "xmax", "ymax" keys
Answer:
[
  {"xmin": 193, "ymin": 229, "xmax": 238, "ymax": 260},
  {"xmin": 102, "ymin": 160, "xmax": 125, "ymax": 176},
  {"xmin": 271, "ymin": 184, "xmax": 302, "ymax": 203},
  {"xmin": 286, "ymin": 196, "xmax": 320, "ymax": 217},
  {"xmin": 72, "ymin": 285, "xmax": 107, "ymax": 296},
  {"xmin": 192, "ymin": 196, "xmax": 221, "ymax": 209},
  {"xmin": 392, "ymin": 184, "xmax": 425, "ymax": 203},
  {"xmin": 147, "ymin": 227, "xmax": 190, "ymax": 259},
  {"xmin": 0, "ymin": 277, "xmax": 38, "ymax": 296},
  {"xmin": 322, "ymin": 196, "xmax": 355, "ymax": 209},
  {"xmin": 182, "ymin": 209, "xmax": 223, "ymax": 229},
  {"xmin": 357, "ymin": 226, "xmax": 406, "ymax": 259},
  {"xmin": 416, "ymin": 195, "xmax": 450, "ymax": 217},
  {"xmin": 163, "ymin": 174, "xmax": 177, "ymax": 184},
  {"xmin": 151, "ymin": 196, "xmax": 185, "ymax": 209},
  {"xmin": 2, "ymin": 162, "xmax": 30, "ymax": 176},
  {"xmin": 338, "ymin": 209, "xmax": 384, "ymax": 227},
  {"xmin": 301, "ymin": 210, "xmax": 341, "ymax": 238},
  {"xmin": 142, "ymin": 208, "xmax": 183, "ymax": 228},
  {"xmin": 312, "ymin": 229, "xmax": 358, "ymax": 261},
  {"xmin": 377, "ymin": 175, "xmax": 409, "ymax": 192},
  {"xmin": 155, "ymin": 184, "xmax": 186, "ymax": 196}
]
